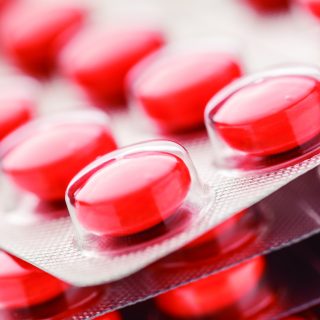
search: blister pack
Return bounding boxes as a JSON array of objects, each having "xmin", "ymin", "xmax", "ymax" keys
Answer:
[
  {"xmin": 1, "ymin": 98, "xmax": 320, "ymax": 285},
  {"xmin": 1, "ymin": 0, "xmax": 320, "ymax": 319}
]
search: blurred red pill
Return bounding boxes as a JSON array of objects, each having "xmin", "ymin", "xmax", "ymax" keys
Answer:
[
  {"xmin": 155, "ymin": 256, "xmax": 265, "ymax": 318},
  {"xmin": 1, "ymin": 116, "xmax": 117, "ymax": 201},
  {"xmin": 0, "ymin": 250, "xmax": 68, "ymax": 309},
  {"xmin": 59, "ymin": 25, "xmax": 165, "ymax": 106},
  {"xmin": 0, "ymin": 0, "xmax": 86, "ymax": 78},
  {"xmin": 96, "ymin": 311, "xmax": 122, "ymax": 320},
  {"xmin": 69, "ymin": 152, "xmax": 191, "ymax": 236},
  {"xmin": 129, "ymin": 50, "xmax": 241, "ymax": 133},
  {"xmin": 0, "ymin": 85, "xmax": 36, "ymax": 141},
  {"xmin": 242, "ymin": 0, "xmax": 290, "ymax": 12},
  {"xmin": 298, "ymin": 0, "xmax": 320, "ymax": 19},
  {"xmin": 209, "ymin": 75, "xmax": 320, "ymax": 156}
]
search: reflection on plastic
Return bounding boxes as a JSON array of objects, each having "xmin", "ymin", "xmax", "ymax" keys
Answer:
[{"xmin": 66, "ymin": 140, "xmax": 206, "ymax": 254}]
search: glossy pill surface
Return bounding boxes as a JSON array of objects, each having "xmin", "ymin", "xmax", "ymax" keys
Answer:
[
  {"xmin": 71, "ymin": 152, "xmax": 191, "ymax": 236},
  {"xmin": 210, "ymin": 76, "xmax": 320, "ymax": 156},
  {"xmin": 60, "ymin": 26, "xmax": 165, "ymax": 106},
  {"xmin": 130, "ymin": 51, "xmax": 241, "ymax": 132},
  {"xmin": 0, "ymin": 1, "xmax": 86, "ymax": 77},
  {"xmin": 0, "ymin": 250, "xmax": 67, "ymax": 309},
  {"xmin": 2, "ymin": 121, "xmax": 117, "ymax": 201},
  {"xmin": 155, "ymin": 257, "xmax": 265, "ymax": 318}
]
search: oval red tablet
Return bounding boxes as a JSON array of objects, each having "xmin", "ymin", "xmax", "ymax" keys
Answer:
[
  {"xmin": 0, "ymin": 250, "xmax": 68, "ymax": 309},
  {"xmin": 208, "ymin": 75, "xmax": 320, "ymax": 157},
  {"xmin": 0, "ymin": 77, "xmax": 37, "ymax": 141},
  {"xmin": 242, "ymin": 0, "xmax": 290, "ymax": 12},
  {"xmin": 129, "ymin": 50, "xmax": 241, "ymax": 132},
  {"xmin": 0, "ymin": 96, "xmax": 34, "ymax": 141},
  {"xmin": 0, "ymin": 101, "xmax": 32, "ymax": 141},
  {"xmin": 1, "ymin": 116, "xmax": 117, "ymax": 201},
  {"xmin": 0, "ymin": 1, "xmax": 86, "ymax": 78},
  {"xmin": 70, "ymin": 151, "xmax": 191, "ymax": 236},
  {"xmin": 155, "ymin": 257, "xmax": 265, "ymax": 318},
  {"xmin": 59, "ymin": 25, "xmax": 165, "ymax": 106}
]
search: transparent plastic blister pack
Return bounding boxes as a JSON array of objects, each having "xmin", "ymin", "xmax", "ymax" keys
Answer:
[
  {"xmin": 1, "ymin": 0, "xmax": 320, "ymax": 319},
  {"xmin": 205, "ymin": 65, "xmax": 320, "ymax": 172},
  {"xmin": 1, "ymin": 113, "xmax": 320, "ymax": 287},
  {"xmin": 48, "ymin": 166, "xmax": 320, "ymax": 318}
]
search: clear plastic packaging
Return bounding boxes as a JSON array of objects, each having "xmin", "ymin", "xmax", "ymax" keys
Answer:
[
  {"xmin": 66, "ymin": 140, "xmax": 209, "ymax": 254},
  {"xmin": 205, "ymin": 66, "xmax": 320, "ymax": 172},
  {"xmin": 0, "ymin": 133, "xmax": 320, "ymax": 286},
  {"xmin": 61, "ymin": 166, "xmax": 320, "ymax": 316},
  {"xmin": 0, "ymin": 0, "xmax": 320, "ymax": 319}
]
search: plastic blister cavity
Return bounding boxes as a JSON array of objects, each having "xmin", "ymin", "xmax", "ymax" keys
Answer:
[
  {"xmin": 66, "ymin": 140, "xmax": 209, "ymax": 254},
  {"xmin": 205, "ymin": 66, "xmax": 320, "ymax": 172}
]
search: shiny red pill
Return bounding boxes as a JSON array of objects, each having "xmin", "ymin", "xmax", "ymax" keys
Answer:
[
  {"xmin": 155, "ymin": 256, "xmax": 265, "ymax": 318},
  {"xmin": 70, "ymin": 152, "xmax": 191, "ymax": 236},
  {"xmin": 0, "ymin": 250, "xmax": 68, "ymax": 309},
  {"xmin": 0, "ymin": 1, "xmax": 86, "ymax": 78},
  {"xmin": 2, "ymin": 120, "xmax": 117, "ymax": 201},
  {"xmin": 298, "ymin": 0, "xmax": 320, "ymax": 19},
  {"xmin": 242, "ymin": 0, "xmax": 290, "ymax": 12},
  {"xmin": 210, "ymin": 75, "xmax": 320, "ymax": 156},
  {"xmin": 59, "ymin": 26, "xmax": 165, "ymax": 106},
  {"xmin": 129, "ymin": 50, "xmax": 241, "ymax": 132}
]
